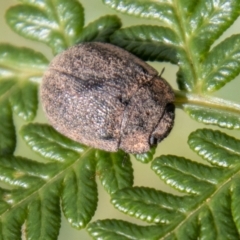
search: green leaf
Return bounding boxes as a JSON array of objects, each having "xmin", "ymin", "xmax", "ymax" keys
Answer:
[
  {"xmin": 175, "ymin": 0, "xmax": 240, "ymax": 92},
  {"xmin": 0, "ymin": 188, "xmax": 11, "ymax": 214},
  {"xmin": 0, "ymin": 123, "xmax": 102, "ymax": 235},
  {"xmin": 17, "ymin": 123, "xmax": 133, "ymax": 232},
  {"xmin": 0, "ymin": 155, "xmax": 50, "ymax": 186},
  {"xmin": 175, "ymin": 89, "xmax": 240, "ymax": 130},
  {"xmin": 20, "ymin": 123, "xmax": 86, "ymax": 162},
  {"xmin": 134, "ymin": 145, "xmax": 156, "ymax": 163},
  {"xmin": 88, "ymin": 219, "xmax": 162, "ymax": 240},
  {"xmin": 0, "ymin": 79, "xmax": 16, "ymax": 97},
  {"xmin": 183, "ymin": 105, "xmax": 240, "ymax": 130},
  {"xmin": 188, "ymin": 129, "xmax": 240, "ymax": 167},
  {"xmin": 111, "ymin": 187, "xmax": 191, "ymax": 224},
  {"xmin": 178, "ymin": 0, "xmax": 199, "ymax": 18},
  {"xmin": 2, "ymin": 205, "xmax": 27, "ymax": 239},
  {"xmin": 6, "ymin": 0, "xmax": 84, "ymax": 54},
  {"xmin": 206, "ymin": 186, "xmax": 240, "ymax": 239},
  {"xmin": 189, "ymin": 0, "xmax": 240, "ymax": 56},
  {"xmin": 200, "ymin": 34, "xmax": 240, "ymax": 92},
  {"xmin": 61, "ymin": 150, "xmax": 98, "ymax": 229},
  {"xmin": 0, "ymin": 44, "xmax": 48, "ymax": 121},
  {"xmin": 0, "ymin": 121, "xmax": 136, "ymax": 236},
  {"xmin": 9, "ymin": 81, "xmax": 38, "ymax": 121},
  {"xmin": 103, "ymin": 0, "xmax": 178, "ymax": 26},
  {"xmin": 2, "ymin": 0, "xmax": 240, "ymax": 238},
  {"xmin": 90, "ymin": 129, "xmax": 240, "ymax": 239},
  {"xmin": 231, "ymin": 180, "xmax": 240, "ymax": 230},
  {"xmin": 96, "ymin": 150, "xmax": 133, "ymax": 194},
  {"xmin": 176, "ymin": 50, "xmax": 197, "ymax": 92},
  {"xmin": 0, "ymin": 100, "xmax": 15, "ymax": 155},
  {"xmin": 152, "ymin": 155, "xmax": 217, "ymax": 194},
  {"xmin": 0, "ymin": 44, "xmax": 48, "ymax": 81},
  {"xmin": 111, "ymin": 26, "xmax": 179, "ymax": 63},
  {"xmin": 105, "ymin": 0, "xmax": 240, "ymax": 94},
  {"xmin": 26, "ymin": 184, "xmax": 61, "ymax": 240},
  {"xmin": 95, "ymin": 181, "xmax": 240, "ymax": 240},
  {"xmin": 78, "ymin": 15, "xmax": 121, "ymax": 43}
]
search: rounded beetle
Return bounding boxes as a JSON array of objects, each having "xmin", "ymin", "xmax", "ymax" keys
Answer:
[{"xmin": 41, "ymin": 42, "xmax": 175, "ymax": 154}]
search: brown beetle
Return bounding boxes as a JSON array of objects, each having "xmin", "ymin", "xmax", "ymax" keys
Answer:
[{"xmin": 41, "ymin": 42, "xmax": 175, "ymax": 154}]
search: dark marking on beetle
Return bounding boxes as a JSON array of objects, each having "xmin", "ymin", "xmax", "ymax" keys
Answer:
[
  {"xmin": 41, "ymin": 42, "xmax": 175, "ymax": 154},
  {"xmin": 118, "ymin": 96, "xmax": 129, "ymax": 106}
]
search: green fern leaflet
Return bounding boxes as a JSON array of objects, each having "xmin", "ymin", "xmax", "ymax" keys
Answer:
[{"xmin": 0, "ymin": 0, "xmax": 240, "ymax": 239}]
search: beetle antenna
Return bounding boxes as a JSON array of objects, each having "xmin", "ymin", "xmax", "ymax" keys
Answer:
[{"xmin": 159, "ymin": 67, "xmax": 165, "ymax": 77}]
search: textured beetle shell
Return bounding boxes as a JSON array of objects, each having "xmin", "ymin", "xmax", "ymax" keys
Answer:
[{"xmin": 41, "ymin": 42, "xmax": 175, "ymax": 154}]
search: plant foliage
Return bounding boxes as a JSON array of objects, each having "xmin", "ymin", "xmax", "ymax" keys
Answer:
[
  {"xmin": 108, "ymin": 0, "xmax": 240, "ymax": 129},
  {"xmin": 0, "ymin": 0, "xmax": 240, "ymax": 239},
  {"xmin": 0, "ymin": 123, "xmax": 133, "ymax": 239},
  {"xmin": 89, "ymin": 129, "xmax": 240, "ymax": 239}
]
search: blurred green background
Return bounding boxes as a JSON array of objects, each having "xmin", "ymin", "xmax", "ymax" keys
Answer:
[{"xmin": 1, "ymin": 1, "xmax": 240, "ymax": 239}]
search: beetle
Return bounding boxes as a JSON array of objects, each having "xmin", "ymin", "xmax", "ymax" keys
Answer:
[{"xmin": 40, "ymin": 42, "xmax": 175, "ymax": 154}]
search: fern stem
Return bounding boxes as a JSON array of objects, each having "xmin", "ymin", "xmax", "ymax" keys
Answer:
[{"xmin": 174, "ymin": 90, "xmax": 240, "ymax": 114}]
